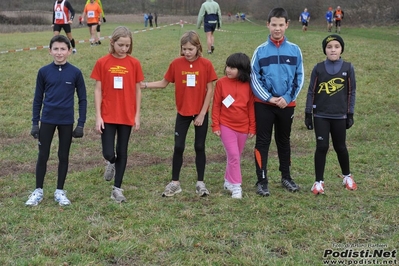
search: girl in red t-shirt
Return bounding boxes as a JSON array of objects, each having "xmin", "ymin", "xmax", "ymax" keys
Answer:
[
  {"xmin": 142, "ymin": 30, "xmax": 218, "ymax": 197},
  {"xmin": 91, "ymin": 26, "xmax": 144, "ymax": 203},
  {"xmin": 211, "ymin": 53, "xmax": 256, "ymax": 199}
]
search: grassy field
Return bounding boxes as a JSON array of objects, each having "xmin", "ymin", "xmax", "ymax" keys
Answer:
[{"xmin": 0, "ymin": 18, "xmax": 399, "ymax": 265}]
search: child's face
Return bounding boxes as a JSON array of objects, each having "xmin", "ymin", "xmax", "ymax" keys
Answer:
[
  {"xmin": 225, "ymin": 66, "xmax": 238, "ymax": 79},
  {"xmin": 325, "ymin": 40, "xmax": 342, "ymax": 61},
  {"xmin": 49, "ymin": 41, "xmax": 71, "ymax": 65},
  {"xmin": 267, "ymin": 17, "xmax": 288, "ymax": 41},
  {"xmin": 111, "ymin": 37, "xmax": 131, "ymax": 58},
  {"xmin": 181, "ymin": 42, "xmax": 198, "ymax": 62}
]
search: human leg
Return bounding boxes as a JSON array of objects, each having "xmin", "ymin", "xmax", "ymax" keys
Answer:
[
  {"xmin": 171, "ymin": 114, "xmax": 192, "ymax": 181},
  {"xmin": 254, "ymin": 103, "xmax": 274, "ymax": 196},
  {"xmin": 35, "ymin": 123, "xmax": 56, "ymax": 188},
  {"xmin": 220, "ymin": 124, "xmax": 246, "ymax": 185},
  {"xmin": 113, "ymin": 124, "xmax": 132, "ymax": 188},
  {"xmin": 101, "ymin": 123, "xmax": 117, "ymax": 180},
  {"xmin": 56, "ymin": 124, "xmax": 73, "ymax": 190}
]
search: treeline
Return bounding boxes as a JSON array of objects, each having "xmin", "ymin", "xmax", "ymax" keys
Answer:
[{"xmin": 1, "ymin": 0, "xmax": 398, "ymax": 24}]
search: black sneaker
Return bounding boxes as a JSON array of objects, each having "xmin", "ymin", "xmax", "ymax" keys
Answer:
[
  {"xmin": 281, "ymin": 178, "xmax": 300, "ymax": 192},
  {"xmin": 98, "ymin": 40, "xmax": 101, "ymax": 45},
  {"xmin": 256, "ymin": 180, "xmax": 270, "ymax": 196},
  {"xmin": 211, "ymin": 45, "xmax": 215, "ymax": 53}
]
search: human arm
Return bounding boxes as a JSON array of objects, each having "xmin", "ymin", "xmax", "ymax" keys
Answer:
[
  {"xmin": 73, "ymin": 71, "xmax": 87, "ymax": 137},
  {"xmin": 196, "ymin": 4, "xmax": 205, "ymax": 28},
  {"xmin": 281, "ymin": 47, "xmax": 305, "ymax": 107},
  {"xmin": 194, "ymin": 81, "xmax": 214, "ymax": 126},
  {"xmin": 66, "ymin": 1, "xmax": 75, "ymax": 23},
  {"xmin": 94, "ymin": 80, "xmax": 104, "ymax": 133},
  {"xmin": 134, "ymin": 82, "xmax": 142, "ymax": 131},
  {"xmin": 31, "ymin": 70, "xmax": 44, "ymax": 138},
  {"xmin": 304, "ymin": 65, "xmax": 318, "ymax": 130},
  {"xmin": 211, "ymin": 80, "xmax": 222, "ymax": 136},
  {"xmin": 247, "ymin": 89, "xmax": 256, "ymax": 137},
  {"xmin": 217, "ymin": 4, "xmax": 222, "ymax": 28},
  {"xmin": 250, "ymin": 48, "xmax": 273, "ymax": 102},
  {"xmin": 141, "ymin": 78, "xmax": 170, "ymax": 89},
  {"xmin": 346, "ymin": 63, "xmax": 356, "ymax": 129}
]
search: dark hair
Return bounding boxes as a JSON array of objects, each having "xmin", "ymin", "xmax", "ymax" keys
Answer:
[
  {"xmin": 49, "ymin": 35, "xmax": 71, "ymax": 49},
  {"xmin": 225, "ymin": 53, "xmax": 251, "ymax": 82},
  {"xmin": 267, "ymin": 7, "xmax": 289, "ymax": 23}
]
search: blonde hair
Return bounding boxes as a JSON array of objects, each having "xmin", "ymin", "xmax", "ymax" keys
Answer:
[
  {"xmin": 109, "ymin": 26, "xmax": 133, "ymax": 54},
  {"xmin": 179, "ymin": 30, "xmax": 202, "ymax": 57}
]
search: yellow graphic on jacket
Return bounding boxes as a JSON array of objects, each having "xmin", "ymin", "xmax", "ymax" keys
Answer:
[
  {"xmin": 109, "ymin": 66, "xmax": 129, "ymax": 75},
  {"xmin": 318, "ymin": 78, "xmax": 344, "ymax": 96}
]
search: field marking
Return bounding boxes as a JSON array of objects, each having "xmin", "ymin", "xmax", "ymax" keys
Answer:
[
  {"xmin": 0, "ymin": 21, "xmax": 186, "ymax": 54},
  {"xmin": 0, "ymin": 21, "xmax": 266, "ymax": 54}
]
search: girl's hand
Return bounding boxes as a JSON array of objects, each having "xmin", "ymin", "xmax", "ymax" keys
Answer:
[
  {"xmin": 248, "ymin": 133, "xmax": 255, "ymax": 139},
  {"xmin": 193, "ymin": 114, "xmax": 205, "ymax": 126},
  {"xmin": 95, "ymin": 117, "xmax": 104, "ymax": 134},
  {"xmin": 134, "ymin": 117, "xmax": 140, "ymax": 131},
  {"xmin": 213, "ymin": 130, "xmax": 221, "ymax": 137}
]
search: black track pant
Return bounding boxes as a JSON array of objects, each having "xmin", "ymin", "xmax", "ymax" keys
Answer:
[
  {"xmin": 101, "ymin": 123, "xmax": 132, "ymax": 188},
  {"xmin": 172, "ymin": 113, "xmax": 208, "ymax": 182},
  {"xmin": 36, "ymin": 123, "xmax": 73, "ymax": 189},
  {"xmin": 254, "ymin": 103, "xmax": 294, "ymax": 183},
  {"xmin": 313, "ymin": 117, "xmax": 350, "ymax": 181}
]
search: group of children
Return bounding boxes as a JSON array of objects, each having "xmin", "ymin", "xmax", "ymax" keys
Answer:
[{"xmin": 25, "ymin": 7, "xmax": 357, "ymax": 206}]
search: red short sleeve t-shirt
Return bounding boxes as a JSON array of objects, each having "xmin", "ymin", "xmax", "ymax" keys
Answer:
[
  {"xmin": 91, "ymin": 54, "xmax": 144, "ymax": 126},
  {"xmin": 164, "ymin": 56, "xmax": 217, "ymax": 116}
]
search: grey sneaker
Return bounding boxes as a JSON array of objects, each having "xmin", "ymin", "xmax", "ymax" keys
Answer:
[
  {"xmin": 196, "ymin": 182, "xmax": 210, "ymax": 197},
  {"xmin": 54, "ymin": 189, "xmax": 71, "ymax": 206},
  {"xmin": 162, "ymin": 181, "xmax": 182, "ymax": 197},
  {"xmin": 104, "ymin": 162, "xmax": 115, "ymax": 181},
  {"xmin": 25, "ymin": 188, "xmax": 43, "ymax": 206},
  {"xmin": 111, "ymin": 186, "xmax": 126, "ymax": 202}
]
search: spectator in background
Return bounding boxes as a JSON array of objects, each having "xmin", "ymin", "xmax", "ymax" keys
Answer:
[
  {"xmin": 325, "ymin": 7, "xmax": 334, "ymax": 32},
  {"xmin": 154, "ymin": 12, "xmax": 158, "ymax": 27},
  {"xmin": 333, "ymin": 6, "xmax": 344, "ymax": 33},
  {"xmin": 299, "ymin": 7, "xmax": 310, "ymax": 32},
  {"xmin": 144, "ymin": 13, "xmax": 148, "ymax": 27},
  {"xmin": 241, "ymin": 13, "xmax": 246, "ymax": 21},
  {"xmin": 197, "ymin": 0, "xmax": 222, "ymax": 54},
  {"xmin": 148, "ymin": 13, "xmax": 153, "ymax": 27}
]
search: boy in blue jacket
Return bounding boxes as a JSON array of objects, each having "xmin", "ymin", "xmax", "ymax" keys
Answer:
[{"xmin": 250, "ymin": 7, "xmax": 304, "ymax": 196}]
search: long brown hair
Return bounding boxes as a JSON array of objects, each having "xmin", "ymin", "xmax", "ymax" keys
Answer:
[
  {"xmin": 179, "ymin": 30, "xmax": 202, "ymax": 57},
  {"xmin": 109, "ymin": 26, "xmax": 133, "ymax": 55}
]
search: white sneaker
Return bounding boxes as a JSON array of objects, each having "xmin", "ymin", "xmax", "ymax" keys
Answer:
[
  {"xmin": 54, "ymin": 189, "xmax": 71, "ymax": 206},
  {"xmin": 223, "ymin": 180, "xmax": 234, "ymax": 193},
  {"xmin": 25, "ymin": 188, "xmax": 43, "ymax": 206},
  {"xmin": 72, "ymin": 48, "xmax": 77, "ymax": 54},
  {"xmin": 231, "ymin": 184, "xmax": 242, "ymax": 199}
]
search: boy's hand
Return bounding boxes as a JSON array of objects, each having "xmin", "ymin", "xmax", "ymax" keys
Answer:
[
  {"xmin": 30, "ymin": 125, "xmax": 39, "ymax": 139},
  {"xmin": 72, "ymin": 126, "xmax": 84, "ymax": 138}
]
